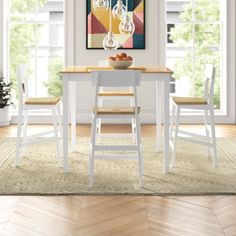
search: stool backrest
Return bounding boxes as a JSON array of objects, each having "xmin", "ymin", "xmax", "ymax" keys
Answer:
[
  {"xmin": 17, "ymin": 64, "xmax": 29, "ymax": 105},
  {"xmin": 203, "ymin": 64, "xmax": 216, "ymax": 105},
  {"xmin": 91, "ymin": 70, "xmax": 141, "ymax": 107},
  {"xmin": 92, "ymin": 70, "xmax": 141, "ymax": 87}
]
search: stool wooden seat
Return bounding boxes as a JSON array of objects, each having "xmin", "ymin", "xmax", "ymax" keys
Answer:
[
  {"xmin": 98, "ymin": 91, "xmax": 134, "ymax": 96},
  {"xmin": 172, "ymin": 97, "xmax": 207, "ymax": 105},
  {"xmin": 97, "ymin": 87, "xmax": 136, "ymax": 141},
  {"xmin": 93, "ymin": 106, "xmax": 141, "ymax": 115},
  {"xmin": 25, "ymin": 97, "xmax": 60, "ymax": 105}
]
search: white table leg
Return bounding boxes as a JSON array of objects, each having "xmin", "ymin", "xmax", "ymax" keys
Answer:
[
  {"xmin": 70, "ymin": 82, "xmax": 77, "ymax": 151},
  {"xmin": 156, "ymin": 81, "xmax": 163, "ymax": 152},
  {"xmin": 63, "ymin": 77, "xmax": 69, "ymax": 172},
  {"xmin": 163, "ymin": 79, "xmax": 170, "ymax": 173}
]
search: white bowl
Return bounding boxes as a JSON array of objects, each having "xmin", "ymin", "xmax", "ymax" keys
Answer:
[{"xmin": 107, "ymin": 60, "xmax": 133, "ymax": 70}]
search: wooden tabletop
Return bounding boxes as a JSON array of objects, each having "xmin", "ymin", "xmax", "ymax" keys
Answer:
[{"xmin": 60, "ymin": 66, "xmax": 173, "ymax": 74}]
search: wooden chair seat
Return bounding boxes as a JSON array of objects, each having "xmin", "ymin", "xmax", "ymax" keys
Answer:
[
  {"xmin": 25, "ymin": 97, "xmax": 60, "ymax": 105},
  {"xmin": 172, "ymin": 97, "xmax": 208, "ymax": 105},
  {"xmin": 98, "ymin": 91, "xmax": 134, "ymax": 96},
  {"xmin": 93, "ymin": 106, "xmax": 140, "ymax": 115},
  {"xmin": 97, "ymin": 90, "xmax": 135, "ymax": 138}
]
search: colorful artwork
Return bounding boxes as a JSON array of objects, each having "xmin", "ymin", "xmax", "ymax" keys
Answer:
[{"xmin": 86, "ymin": 0, "xmax": 145, "ymax": 49}]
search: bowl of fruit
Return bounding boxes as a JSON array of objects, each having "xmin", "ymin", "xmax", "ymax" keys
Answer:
[{"xmin": 107, "ymin": 53, "xmax": 133, "ymax": 69}]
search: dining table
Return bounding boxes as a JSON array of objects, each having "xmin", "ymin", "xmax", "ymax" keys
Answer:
[{"xmin": 60, "ymin": 66, "xmax": 173, "ymax": 174}]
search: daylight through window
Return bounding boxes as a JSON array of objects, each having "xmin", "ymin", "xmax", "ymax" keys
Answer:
[
  {"xmin": 9, "ymin": 0, "xmax": 64, "ymax": 99},
  {"xmin": 166, "ymin": 0, "xmax": 223, "ymax": 110}
]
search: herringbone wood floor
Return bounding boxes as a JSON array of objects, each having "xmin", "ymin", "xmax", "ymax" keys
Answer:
[{"xmin": 0, "ymin": 124, "xmax": 236, "ymax": 236}]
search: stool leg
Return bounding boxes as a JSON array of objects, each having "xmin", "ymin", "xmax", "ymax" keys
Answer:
[
  {"xmin": 52, "ymin": 107, "xmax": 60, "ymax": 162},
  {"xmin": 172, "ymin": 106, "xmax": 180, "ymax": 168},
  {"xmin": 57, "ymin": 103, "xmax": 63, "ymax": 138},
  {"xmin": 23, "ymin": 110, "xmax": 28, "ymax": 138},
  {"xmin": 57, "ymin": 103, "xmax": 63, "ymax": 158},
  {"xmin": 131, "ymin": 97, "xmax": 136, "ymax": 143},
  {"xmin": 97, "ymin": 99, "xmax": 102, "ymax": 143},
  {"xmin": 89, "ymin": 113, "xmax": 96, "ymax": 187},
  {"xmin": 210, "ymin": 106, "xmax": 217, "ymax": 167},
  {"xmin": 16, "ymin": 108, "xmax": 23, "ymax": 166},
  {"xmin": 204, "ymin": 109, "xmax": 211, "ymax": 158},
  {"xmin": 170, "ymin": 104, "xmax": 175, "ymax": 167},
  {"xmin": 170, "ymin": 103, "xmax": 175, "ymax": 141},
  {"xmin": 136, "ymin": 114, "xmax": 143, "ymax": 188}
]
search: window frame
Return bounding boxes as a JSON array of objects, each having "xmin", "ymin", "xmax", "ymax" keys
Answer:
[
  {"xmin": 163, "ymin": 0, "xmax": 235, "ymax": 123},
  {"xmin": 9, "ymin": 0, "xmax": 65, "ymax": 97},
  {"xmin": 3, "ymin": 0, "xmax": 74, "ymax": 123},
  {"xmin": 2, "ymin": 0, "xmax": 235, "ymax": 124}
]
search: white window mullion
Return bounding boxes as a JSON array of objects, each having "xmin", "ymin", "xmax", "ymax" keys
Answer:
[
  {"xmin": 192, "ymin": 0, "xmax": 195, "ymax": 97},
  {"xmin": 165, "ymin": 0, "xmax": 236, "ymax": 123},
  {"xmin": 9, "ymin": 0, "xmax": 65, "ymax": 124},
  {"xmin": 226, "ymin": 0, "xmax": 235, "ymax": 123},
  {"xmin": 10, "ymin": 21, "xmax": 64, "ymax": 25},
  {"xmin": 167, "ymin": 21, "xmax": 221, "ymax": 25},
  {"xmin": 64, "ymin": 0, "xmax": 74, "ymax": 66},
  {"xmin": 2, "ymin": 0, "xmax": 10, "ymax": 80},
  {"xmin": 158, "ymin": 0, "xmax": 166, "ymax": 65},
  {"xmin": 34, "ymin": 0, "xmax": 38, "ymax": 97}
]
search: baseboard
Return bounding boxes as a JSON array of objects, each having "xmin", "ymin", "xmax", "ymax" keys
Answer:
[
  {"xmin": 10, "ymin": 110, "xmax": 157, "ymax": 124},
  {"xmin": 0, "ymin": 121, "xmax": 10, "ymax": 126},
  {"xmin": 10, "ymin": 109, "xmax": 235, "ymax": 124}
]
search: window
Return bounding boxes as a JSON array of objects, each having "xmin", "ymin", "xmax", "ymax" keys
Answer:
[
  {"xmin": 9, "ymin": 0, "xmax": 64, "ymax": 98},
  {"xmin": 167, "ymin": 24, "xmax": 175, "ymax": 43},
  {"xmin": 166, "ymin": 0, "xmax": 223, "ymax": 110}
]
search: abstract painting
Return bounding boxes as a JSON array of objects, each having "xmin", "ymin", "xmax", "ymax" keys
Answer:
[{"xmin": 86, "ymin": 0, "xmax": 145, "ymax": 49}]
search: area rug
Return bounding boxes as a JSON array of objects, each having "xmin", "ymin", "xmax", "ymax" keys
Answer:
[{"xmin": 0, "ymin": 137, "xmax": 236, "ymax": 195}]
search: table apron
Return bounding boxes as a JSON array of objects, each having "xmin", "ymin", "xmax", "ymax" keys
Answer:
[{"xmin": 62, "ymin": 73, "xmax": 170, "ymax": 82}]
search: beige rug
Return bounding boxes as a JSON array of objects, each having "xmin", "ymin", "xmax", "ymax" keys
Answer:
[{"xmin": 0, "ymin": 137, "xmax": 236, "ymax": 195}]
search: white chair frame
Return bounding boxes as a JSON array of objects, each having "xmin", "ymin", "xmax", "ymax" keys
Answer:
[
  {"xmin": 90, "ymin": 70, "xmax": 143, "ymax": 187},
  {"xmin": 96, "ymin": 88, "xmax": 136, "ymax": 142},
  {"xmin": 15, "ymin": 64, "xmax": 62, "ymax": 166},
  {"xmin": 170, "ymin": 64, "xmax": 217, "ymax": 168},
  {"xmin": 94, "ymin": 61, "xmax": 136, "ymax": 141}
]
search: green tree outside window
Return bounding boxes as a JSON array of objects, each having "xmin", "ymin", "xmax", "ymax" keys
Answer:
[
  {"xmin": 169, "ymin": 0, "xmax": 221, "ymax": 108},
  {"xmin": 10, "ymin": 0, "xmax": 63, "ymax": 98}
]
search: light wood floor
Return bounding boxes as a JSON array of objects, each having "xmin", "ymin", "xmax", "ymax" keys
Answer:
[{"xmin": 0, "ymin": 124, "xmax": 236, "ymax": 236}]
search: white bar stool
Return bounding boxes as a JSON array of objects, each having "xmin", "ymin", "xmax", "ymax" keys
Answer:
[
  {"xmin": 15, "ymin": 64, "xmax": 62, "ymax": 167},
  {"xmin": 170, "ymin": 64, "xmax": 217, "ymax": 168},
  {"xmin": 89, "ymin": 70, "xmax": 143, "ymax": 187}
]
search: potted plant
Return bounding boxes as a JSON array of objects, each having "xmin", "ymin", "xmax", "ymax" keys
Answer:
[{"xmin": 0, "ymin": 77, "xmax": 12, "ymax": 126}]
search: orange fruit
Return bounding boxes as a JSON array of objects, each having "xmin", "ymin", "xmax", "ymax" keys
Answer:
[
  {"xmin": 108, "ymin": 56, "xmax": 116, "ymax": 61},
  {"xmin": 119, "ymin": 53, "xmax": 127, "ymax": 58}
]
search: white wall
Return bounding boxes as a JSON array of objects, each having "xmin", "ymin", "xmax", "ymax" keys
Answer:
[
  {"xmin": 73, "ymin": 0, "xmax": 161, "ymax": 123},
  {"xmin": 0, "ymin": 0, "xmax": 3, "ymax": 77},
  {"xmin": 74, "ymin": 0, "xmax": 158, "ymax": 66},
  {"xmin": 70, "ymin": 0, "xmax": 236, "ymax": 124},
  {"xmin": 0, "ymin": 0, "xmax": 235, "ymax": 124},
  {"xmin": 234, "ymin": 0, "xmax": 236, "ymax": 123},
  {"xmin": 227, "ymin": 0, "xmax": 236, "ymax": 123}
]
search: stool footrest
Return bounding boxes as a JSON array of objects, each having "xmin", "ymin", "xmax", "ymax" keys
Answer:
[
  {"xmin": 20, "ymin": 136, "xmax": 59, "ymax": 147},
  {"xmin": 94, "ymin": 145, "xmax": 139, "ymax": 151},
  {"xmin": 172, "ymin": 129, "xmax": 212, "ymax": 139},
  {"xmin": 172, "ymin": 136, "xmax": 214, "ymax": 147},
  {"xmin": 94, "ymin": 155, "xmax": 138, "ymax": 160},
  {"xmin": 97, "ymin": 133, "xmax": 136, "ymax": 138},
  {"xmin": 23, "ymin": 130, "xmax": 56, "ymax": 140}
]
